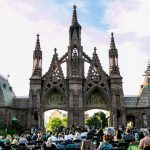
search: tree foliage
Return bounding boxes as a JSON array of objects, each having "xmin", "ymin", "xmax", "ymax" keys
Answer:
[
  {"xmin": 62, "ymin": 116, "xmax": 67, "ymax": 127},
  {"xmin": 85, "ymin": 111, "xmax": 107, "ymax": 129},
  {"xmin": 46, "ymin": 118, "xmax": 62, "ymax": 132}
]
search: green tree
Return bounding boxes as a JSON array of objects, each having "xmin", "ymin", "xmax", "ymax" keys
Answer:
[
  {"xmin": 85, "ymin": 111, "xmax": 107, "ymax": 129},
  {"xmin": 46, "ymin": 118, "xmax": 62, "ymax": 132},
  {"xmin": 62, "ymin": 116, "xmax": 67, "ymax": 127}
]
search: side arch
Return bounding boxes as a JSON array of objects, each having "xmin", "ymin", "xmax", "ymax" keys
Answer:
[{"xmin": 84, "ymin": 85, "xmax": 111, "ymax": 111}]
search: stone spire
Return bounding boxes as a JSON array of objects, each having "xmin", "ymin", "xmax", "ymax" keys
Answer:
[
  {"xmin": 69, "ymin": 5, "xmax": 81, "ymax": 46},
  {"xmin": 144, "ymin": 62, "xmax": 150, "ymax": 86},
  {"xmin": 35, "ymin": 34, "xmax": 41, "ymax": 51},
  {"xmin": 145, "ymin": 62, "xmax": 150, "ymax": 76},
  {"xmin": 110, "ymin": 32, "xmax": 116, "ymax": 50},
  {"xmin": 67, "ymin": 5, "xmax": 84, "ymax": 78},
  {"xmin": 32, "ymin": 34, "xmax": 42, "ymax": 77},
  {"xmin": 109, "ymin": 32, "xmax": 120, "ymax": 76},
  {"xmin": 71, "ymin": 5, "xmax": 78, "ymax": 25}
]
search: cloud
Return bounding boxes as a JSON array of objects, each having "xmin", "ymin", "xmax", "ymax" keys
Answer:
[
  {"xmin": 104, "ymin": 0, "xmax": 150, "ymax": 37},
  {"xmin": 98, "ymin": 0, "xmax": 150, "ymax": 95},
  {"xmin": 0, "ymin": 0, "xmax": 69, "ymax": 96}
]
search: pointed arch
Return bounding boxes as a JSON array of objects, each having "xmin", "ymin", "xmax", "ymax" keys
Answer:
[
  {"xmin": 42, "ymin": 86, "xmax": 68, "ymax": 111},
  {"xmin": 84, "ymin": 85, "xmax": 110, "ymax": 110}
]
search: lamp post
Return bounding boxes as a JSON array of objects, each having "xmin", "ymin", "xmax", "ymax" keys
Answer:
[{"xmin": 100, "ymin": 120, "xmax": 102, "ymax": 129}]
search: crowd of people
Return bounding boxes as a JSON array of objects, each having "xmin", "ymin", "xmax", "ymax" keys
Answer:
[{"xmin": 0, "ymin": 125, "xmax": 150, "ymax": 150}]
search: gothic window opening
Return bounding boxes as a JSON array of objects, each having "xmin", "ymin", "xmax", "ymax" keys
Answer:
[
  {"xmin": 109, "ymin": 57, "xmax": 113, "ymax": 67},
  {"xmin": 33, "ymin": 58, "xmax": 37, "ymax": 68},
  {"xmin": 91, "ymin": 66, "xmax": 100, "ymax": 83},
  {"xmin": 72, "ymin": 48, "xmax": 78, "ymax": 58},
  {"xmin": 115, "ymin": 57, "xmax": 118, "ymax": 66},
  {"xmin": 51, "ymin": 64, "xmax": 60, "ymax": 83},
  {"xmin": 71, "ymin": 48, "xmax": 79, "ymax": 76}
]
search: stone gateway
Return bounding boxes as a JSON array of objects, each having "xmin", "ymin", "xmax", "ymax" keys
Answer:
[{"xmin": 0, "ymin": 6, "xmax": 150, "ymax": 130}]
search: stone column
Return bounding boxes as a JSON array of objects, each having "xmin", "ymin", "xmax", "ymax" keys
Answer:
[{"xmin": 68, "ymin": 79, "xmax": 84, "ymax": 127}]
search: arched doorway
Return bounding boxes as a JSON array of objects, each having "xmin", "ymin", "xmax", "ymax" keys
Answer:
[
  {"xmin": 126, "ymin": 115, "xmax": 135, "ymax": 128},
  {"xmin": 84, "ymin": 109, "xmax": 109, "ymax": 129},
  {"xmin": 41, "ymin": 87, "xmax": 68, "ymax": 130},
  {"xmin": 44, "ymin": 109, "xmax": 68, "ymax": 132}
]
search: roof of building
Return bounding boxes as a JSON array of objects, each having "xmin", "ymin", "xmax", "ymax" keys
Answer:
[
  {"xmin": 124, "ymin": 96, "xmax": 139, "ymax": 107},
  {"xmin": 13, "ymin": 97, "xmax": 29, "ymax": 109},
  {"xmin": 0, "ymin": 74, "xmax": 15, "ymax": 106}
]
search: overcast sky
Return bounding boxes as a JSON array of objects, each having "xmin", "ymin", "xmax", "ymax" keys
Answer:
[{"xmin": 0, "ymin": 0, "xmax": 149, "ymax": 96}]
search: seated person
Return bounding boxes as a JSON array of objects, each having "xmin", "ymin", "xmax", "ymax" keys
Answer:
[
  {"xmin": 97, "ymin": 134, "xmax": 113, "ymax": 150},
  {"xmin": 123, "ymin": 128, "xmax": 135, "ymax": 143}
]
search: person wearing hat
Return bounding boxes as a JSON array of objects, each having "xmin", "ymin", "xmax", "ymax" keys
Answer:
[{"xmin": 138, "ymin": 129, "xmax": 150, "ymax": 150}]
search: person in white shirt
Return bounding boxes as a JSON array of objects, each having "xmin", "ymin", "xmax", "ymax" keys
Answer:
[{"xmin": 19, "ymin": 134, "xmax": 28, "ymax": 146}]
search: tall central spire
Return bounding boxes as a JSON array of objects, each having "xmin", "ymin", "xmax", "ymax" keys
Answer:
[
  {"xmin": 67, "ymin": 5, "xmax": 84, "ymax": 78},
  {"xmin": 69, "ymin": 5, "xmax": 81, "ymax": 46},
  {"xmin": 71, "ymin": 5, "xmax": 78, "ymax": 25}
]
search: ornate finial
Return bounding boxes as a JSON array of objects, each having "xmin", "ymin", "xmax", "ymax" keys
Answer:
[
  {"xmin": 54, "ymin": 48, "xmax": 57, "ymax": 54},
  {"xmin": 144, "ymin": 62, "xmax": 150, "ymax": 76},
  {"xmin": 73, "ymin": 5, "xmax": 76, "ymax": 10},
  {"xmin": 37, "ymin": 34, "xmax": 39, "ymax": 39},
  {"xmin": 35, "ymin": 34, "xmax": 41, "ymax": 51},
  {"xmin": 110, "ymin": 32, "xmax": 116, "ymax": 49},
  {"xmin": 71, "ymin": 5, "xmax": 78, "ymax": 25},
  {"xmin": 94, "ymin": 47, "xmax": 97, "ymax": 53},
  {"xmin": 111, "ymin": 32, "xmax": 114, "ymax": 38}
]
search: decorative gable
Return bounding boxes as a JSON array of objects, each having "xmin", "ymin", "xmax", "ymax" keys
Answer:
[
  {"xmin": 84, "ymin": 48, "xmax": 110, "ymax": 94},
  {"xmin": 42, "ymin": 49, "xmax": 67, "ymax": 96}
]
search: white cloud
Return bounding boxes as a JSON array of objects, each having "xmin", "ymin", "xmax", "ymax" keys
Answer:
[
  {"xmin": 100, "ymin": 0, "xmax": 150, "ymax": 95},
  {"xmin": 0, "ymin": 0, "xmax": 69, "ymax": 96},
  {"xmin": 103, "ymin": 0, "xmax": 150, "ymax": 37}
]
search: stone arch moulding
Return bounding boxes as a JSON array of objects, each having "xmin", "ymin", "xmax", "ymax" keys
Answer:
[
  {"xmin": 41, "ymin": 86, "xmax": 68, "ymax": 111},
  {"xmin": 84, "ymin": 85, "xmax": 111, "ymax": 111}
]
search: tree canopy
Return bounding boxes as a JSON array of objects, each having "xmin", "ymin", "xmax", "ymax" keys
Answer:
[
  {"xmin": 46, "ymin": 117, "xmax": 67, "ymax": 132},
  {"xmin": 85, "ymin": 111, "xmax": 107, "ymax": 129}
]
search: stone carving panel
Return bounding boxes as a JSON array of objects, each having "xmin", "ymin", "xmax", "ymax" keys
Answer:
[
  {"xmin": 45, "ymin": 92, "xmax": 65, "ymax": 106},
  {"xmin": 86, "ymin": 91, "xmax": 106, "ymax": 107}
]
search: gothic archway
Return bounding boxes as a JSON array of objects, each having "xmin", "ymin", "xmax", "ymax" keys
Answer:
[{"xmin": 126, "ymin": 115, "xmax": 135, "ymax": 128}]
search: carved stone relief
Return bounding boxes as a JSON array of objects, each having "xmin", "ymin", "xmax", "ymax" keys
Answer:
[
  {"xmin": 86, "ymin": 91, "xmax": 106, "ymax": 106},
  {"xmin": 45, "ymin": 92, "xmax": 65, "ymax": 106}
]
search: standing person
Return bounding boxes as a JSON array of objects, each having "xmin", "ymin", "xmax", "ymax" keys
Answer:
[
  {"xmin": 97, "ymin": 134, "xmax": 113, "ymax": 150},
  {"xmin": 138, "ymin": 129, "xmax": 150, "ymax": 150}
]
